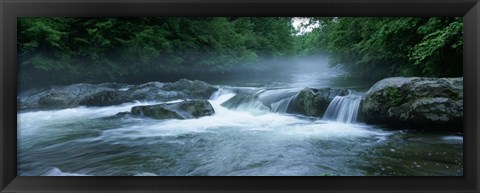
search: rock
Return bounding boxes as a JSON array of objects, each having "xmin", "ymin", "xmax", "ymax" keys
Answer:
[
  {"xmin": 77, "ymin": 90, "xmax": 129, "ymax": 106},
  {"xmin": 21, "ymin": 83, "xmax": 99, "ymax": 108},
  {"xmin": 98, "ymin": 82, "xmax": 132, "ymax": 90},
  {"xmin": 18, "ymin": 83, "xmax": 132, "ymax": 108},
  {"xmin": 37, "ymin": 91, "xmax": 75, "ymax": 107},
  {"xmin": 116, "ymin": 111, "xmax": 132, "ymax": 116},
  {"xmin": 18, "ymin": 79, "xmax": 219, "ymax": 109},
  {"xmin": 131, "ymin": 100, "xmax": 215, "ymax": 119},
  {"xmin": 287, "ymin": 88, "xmax": 349, "ymax": 117},
  {"xmin": 130, "ymin": 82, "xmax": 187, "ymax": 101},
  {"xmin": 162, "ymin": 79, "xmax": 218, "ymax": 99},
  {"xmin": 221, "ymin": 88, "xmax": 299, "ymax": 113},
  {"xmin": 361, "ymin": 77, "xmax": 463, "ymax": 130}
]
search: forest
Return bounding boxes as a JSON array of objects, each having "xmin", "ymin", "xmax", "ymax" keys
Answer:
[{"xmin": 18, "ymin": 17, "xmax": 462, "ymax": 89}]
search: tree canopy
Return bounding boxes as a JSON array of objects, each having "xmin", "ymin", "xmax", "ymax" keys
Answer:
[
  {"xmin": 17, "ymin": 17, "xmax": 463, "ymax": 88},
  {"xmin": 296, "ymin": 17, "xmax": 463, "ymax": 80},
  {"xmin": 18, "ymin": 17, "xmax": 295, "ymax": 87}
]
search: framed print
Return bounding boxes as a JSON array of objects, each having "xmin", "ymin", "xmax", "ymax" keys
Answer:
[{"xmin": 1, "ymin": 0, "xmax": 479, "ymax": 192}]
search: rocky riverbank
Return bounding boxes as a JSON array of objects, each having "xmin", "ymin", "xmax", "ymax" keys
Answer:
[{"xmin": 18, "ymin": 77, "xmax": 463, "ymax": 131}]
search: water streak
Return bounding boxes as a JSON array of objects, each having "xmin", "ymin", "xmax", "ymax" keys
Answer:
[
  {"xmin": 323, "ymin": 93, "xmax": 362, "ymax": 124},
  {"xmin": 220, "ymin": 88, "xmax": 298, "ymax": 114}
]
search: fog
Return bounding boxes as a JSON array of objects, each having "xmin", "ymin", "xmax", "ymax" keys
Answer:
[{"xmin": 19, "ymin": 53, "xmax": 343, "ymax": 92}]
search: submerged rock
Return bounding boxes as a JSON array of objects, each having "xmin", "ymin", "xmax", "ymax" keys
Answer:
[
  {"xmin": 130, "ymin": 100, "xmax": 215, "ymax": 119},
  {"xmin": 361, "ymin": 77, "xmax": 463, "ymax": 131},
  {"xmin": 287, "ymin": 88, "xmax": 348, "ymax": 117}
]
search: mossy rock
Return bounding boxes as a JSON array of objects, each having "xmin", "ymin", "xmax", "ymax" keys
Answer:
[
  {"xmin": 361, "ymin": 77, "xmax": 463, "ymax": 131},
  {"xmin": 77, "ymin": 90, "xmax": 129, "ymax": 106},
  {"xmin": 131, "ymin": 100, "xmax": 215, "ymax": 120},
  {"xmin": 162, "ymin": 79, "xmax": 218, "ymax": 99},
  {"xmin": 287, "ymin": 87, "xmax": 348, "ymax": 117}
]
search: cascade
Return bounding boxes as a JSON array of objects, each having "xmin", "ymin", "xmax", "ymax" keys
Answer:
[
  {"xmin": 220, "ymin": 88, "xmax": 298, "ymax": 113},
  {"xmin": 323, "ymin": 93, "xmax": 362, "ymax": 124}
]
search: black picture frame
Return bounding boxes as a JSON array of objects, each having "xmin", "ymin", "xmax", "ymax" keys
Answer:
[{"xmin": 1, "ymin": 0, "xmax": 479, "ymax": 192}]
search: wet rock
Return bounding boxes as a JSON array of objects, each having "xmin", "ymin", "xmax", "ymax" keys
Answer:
[
  {"xmin": 18, "ymin": 79, "xmax": 219, "ymax": 109},
  {"xmin": 98, "ymin": 82, "xmax": 133, "ymax": 90},
  {"xmin": 130, "ymin": 82, "xmax": 186, "ymax": 101},
  {"xmin": 131, "ymin": 100, "xmax": 215, "ymax": 119},
  {"xmin": 287, "ymin": 88, "xmax": 349, "ymax": 117},
  {"xmin": 37, "ymin": 91, "xmax": 75, "ymax": 107},
  {"xmin": 162, "ymin": 79, "xmax": 218, "ymax": 99},
  {"xmin": 361, "ymin": 77, "xmax": 463, "ymax": 131},
  {"xmin": 19, "ymin": 83, "xmax": 115, "ymax": 108},
  {"xmin": 77, "ymin": 90, "xmax": 130, "ymax": 106},
  {"xmin": 115, "ymin": 111, "xmax": 132, "ymax": 116}
]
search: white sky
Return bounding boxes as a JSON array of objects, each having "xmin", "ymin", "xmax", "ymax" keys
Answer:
[{"xmin": 291, "ymin": 17, "xmax": 320, "ymax": 35}]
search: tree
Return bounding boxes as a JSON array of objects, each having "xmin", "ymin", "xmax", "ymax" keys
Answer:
[
  {"xmin": 295, "ymin": 17, "xmax": 463, "ymax": 80},
  {"xmin": 17, "ymin": 17, "xmax": 297, "ymax": 88}
]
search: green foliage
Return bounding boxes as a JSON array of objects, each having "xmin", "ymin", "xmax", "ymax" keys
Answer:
[
  {"xmin": 295, "ymin": 17, "xmax": 463, "ymax": 80},
  {"xmin": 410, "ymin": 17, "xmax": 463, "ymax": 76},
  {"xmin": 18, "ymin": 17, "xmax": 463, "ymax": 88},
  {"xmin": 18, "ymin": 17, "xmax": 295, "ymax": 87}
]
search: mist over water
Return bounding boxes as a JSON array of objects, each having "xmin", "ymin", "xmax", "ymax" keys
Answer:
[
  {"xmin": 17, "ymin": 55, "xmax": 463, "ymax": 176},
  {"xmin": 197, "ymin": 55, "xmax": 370, "ymax": 90}
]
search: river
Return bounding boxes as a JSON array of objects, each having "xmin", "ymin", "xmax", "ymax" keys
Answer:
[{"xmin": 17, "ymin": 56, "xmax": 463, "ymax": 176}]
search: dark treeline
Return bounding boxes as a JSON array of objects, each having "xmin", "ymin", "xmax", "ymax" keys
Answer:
[
  {"xmin": 18, "ymin": 17, "xmax": 463, "ymax": 89},
  {"xmin": 296, "ymin": 17, "xmax": 463, "ymax": 80},
  {"xmin": 18, "ymin": 17, "xmax": 294, "ymax": 88}
]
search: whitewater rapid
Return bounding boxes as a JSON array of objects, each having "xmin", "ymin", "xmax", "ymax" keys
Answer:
[{"xmin": 19, "ymin": 89, "xmax": 389, "ymax": 144}]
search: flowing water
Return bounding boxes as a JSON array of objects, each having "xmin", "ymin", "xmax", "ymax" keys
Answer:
[
  {"xmin": 17, "ymin": 56, "xmax": 463, "ymax": 176},
  {"xmin": 323, "ymin": 93, "xmax": 362, "ymax": 124}
]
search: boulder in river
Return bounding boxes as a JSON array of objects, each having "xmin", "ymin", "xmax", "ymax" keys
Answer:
[
  {"xmin": 77, "ymin": 90, "xmax": 130, "ymax": 106},
  {"xmin": 287, "ymin": 88, "xmax": 349, "ymax": 117},
  {"xmin": 130, "ymin": 100, "xmax": 215, "ymax": 119},
  {"xmin": 161, "ymin": 79, "xmax": 218, "ymax": 99},
  {"xmin": 130, "ymin": 81, "xmax": 187, "ymax": 101},
  {"xmin": 20, "ymin": 83, "xmax": 131, "ymax": 108},
  {"xmin": 361, "ymin": 77, "xmax": 463, "ymax": 131},
  {"xmin": 18, "ymin": 79, "xmax": 219, "ymax": 109}
]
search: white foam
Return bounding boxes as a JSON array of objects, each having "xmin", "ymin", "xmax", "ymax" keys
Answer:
[
  {"xmin": 90, "ymin": 93, "xmax": 391, "ymax": 142},
  {"xmin": 441, "ymin": 136, "xmax": 463, "ymax": 142},
  {"xmin": 134, "ymin": 172, "xmax": 158, "ymax": 176},
  {"xmin": 277, "ymin": 121, "xmax": 391, "ymax": 140},
  {"xmin": 43, "ymin": 167, "xmax": 89, "ymax": 176},
  {"xmin": 17, "ymin": 100, "xmax": 183, "ymax": 136}
]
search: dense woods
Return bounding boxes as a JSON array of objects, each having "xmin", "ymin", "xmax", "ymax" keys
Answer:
[
  {"xmin": 18, "ymin": 17, "xmax": 295, "ymax": 88},
  {"xmin": 296, "ymin": 17, "xmax": 463, "ymax": 80},
  {"xmin": 18, "ymin": 17, "xmax": 463, "ymax": 88}
]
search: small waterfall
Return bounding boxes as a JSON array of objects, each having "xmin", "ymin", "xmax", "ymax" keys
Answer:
[
  {"xmin": 210, "ymin": 88, "xmax": 235, "ymax": 101},
  {"xmin": 271, "ymin": 95, "xmax": 296, "ymax": 113},
  {"xmin": 220, "ymin": 88, "xmax": 298, "ymax": 114},
  {"xmin": 323, "ymin": 93, "xmax": 362, "ymax": 124}
]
